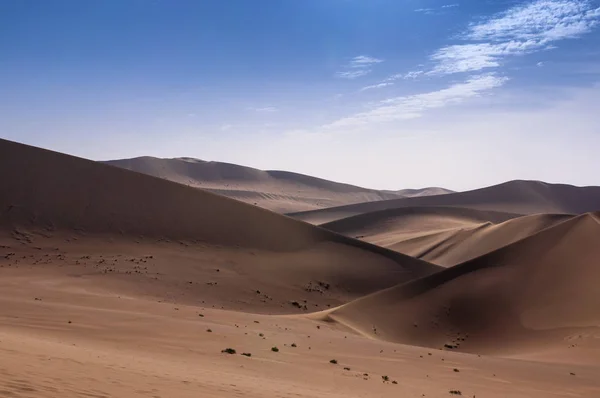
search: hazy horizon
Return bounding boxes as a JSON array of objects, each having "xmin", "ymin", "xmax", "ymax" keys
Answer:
[{"xmin": 2, "ymin": 0, "xmax": 600, "ymax": 191}]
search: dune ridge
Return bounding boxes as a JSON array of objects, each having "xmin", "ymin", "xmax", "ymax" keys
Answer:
[
  {"xmin": 103, "ymin": 156, "xmax": 453, "ymax": 213},
  {"xmin": 291, "ymin": 179, "xmax": 600, "ymax": 224},
  {"xmin": 0, "ymin": 138, "xmax": 438, "ymax": 312},
  {"xmin": 327, "ymin": 212, "xmax": 600, "ymax": 357}
]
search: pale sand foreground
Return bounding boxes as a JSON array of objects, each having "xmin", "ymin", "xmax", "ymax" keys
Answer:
[
  {"xmin": 2, "ymin": 267, "xmax": 599, "ymax": 398},
  {"xmin": 2, "ymin": 139, "xmax": 600, "ymax": 397}
]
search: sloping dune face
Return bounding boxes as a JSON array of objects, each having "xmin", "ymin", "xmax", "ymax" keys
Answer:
[
  {"xmin": 103, "ymin": 157, "xmax": 405, "ymax": 213},
  {"xmin": 291, "ymin": 179, "xmax": 600, "ymax": 224},
  {"xmin": 0, "ymin": 139, "xmax": 435, "ymax": 312},
  {"xmin": 328, "ymin": 213, "xmax": 600, "ymax": 355},
  {"xmin": 324, "ymin": 208, "xmax": 575, "ymax": 266}
]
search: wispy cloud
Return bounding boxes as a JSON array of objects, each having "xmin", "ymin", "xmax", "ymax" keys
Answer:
[
  {"xmin": 323, "ymin": 74, "xmax": 507, "ymax": 128},
  {"xmin": 415, "ymin": 3, "xmax": 459, "ymax": 14},
  {"xmin": 428, "ymin": 0, "xmax": 600, "ymax": 75},
  {"xmin": 349, "ymin": 55, "xmax": 383, "ymax": 68},
  {"xmin": 336, "ymin": 69, "xmax": 372, "ymax": 79},
  {"xmin": 359, "ymin": 82, "xmax": 394, "ymax": 92},
  {"xmin": 384, "ymin": 70, "xmax": 425, "ymax": 82},
  {"xmin": 249, "ymin": 106, "xmax": 278, "ymax": 112},
  {"xmin": 220, "ymin": 124, "xmax": 233, "ymax": 131},
  {"xmin": 336, "ymin": 55, "xmax": 383, "ymax": 79}
]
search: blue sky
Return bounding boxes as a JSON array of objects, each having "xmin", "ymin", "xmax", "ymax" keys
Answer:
[{"xmin": 1, "ymin": 0, "xmax": 600, "ymax": 190}]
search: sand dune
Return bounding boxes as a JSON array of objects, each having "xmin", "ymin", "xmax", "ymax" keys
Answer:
[
  {"xmin": 103, "ymin": 156, "xmax": 411, "ymax": 213},
  {"xmin": 323, "ymin": 208, "xmax": 573, "ymax": 266},
  {"xmin": 0, "ymin": 138, "xmax": 437, "ymax": 313},
  {"xmin": 388, "ymin": 187, "xmax": 455, "ymax": 197},
  {"xmin": 322, "ymin": 206, "xmax": 519, "ymax": 240},
  {"xmin": 291, "ymin": 179, "xmax": 600, "ymax": 224},
  {"xmin": 2, "ymin": 138, "xmax": 600, "ymax": 396},
  {"xmin": 327, "ymin": 213, "xmax": 600, "ymax": 358}
]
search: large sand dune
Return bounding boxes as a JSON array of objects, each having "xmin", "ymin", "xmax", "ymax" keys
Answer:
[
  {"xmin": 2, "ymin": 138, "xmax": 600, "ymax": 397},
  {"xmin": 0, "ymin": 138, "xmax": 437, "ymax": 312},
  {"xmin": 328, "ymin": 213, "xmax": 600, "ymax": 358},
  {"xmin": 292, "ymin": 179, "xmax": 600, "ymax": 224},
  {"xmin": 103, "ymin": 156, "xmax": 452, "ymax": 213}
]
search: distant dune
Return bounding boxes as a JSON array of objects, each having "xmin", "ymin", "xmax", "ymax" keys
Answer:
[
  {"xmin": 0, "ymin": 138, "xmax": 437, "ymax": 312},
  {"xmin": 322, "ymin": 207, "xmax": 573, "ymax": 266},
  {"xmin": 327, "ymin": 212, "xmax": 600, "ymax": 355},
  {"xmin": 387, "ymin": 187, "xmax": 455, "ymax": 197},
  {"xmin": 292, "ymin": 179, "xmax": 600, "ymax": 224},
  {"xmin": 102, "ymin": 156, "xmax": 449, "ymax": 213}
]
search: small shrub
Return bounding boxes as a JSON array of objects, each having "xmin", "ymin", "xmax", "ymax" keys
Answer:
[
  {"xmin": 206, "ymin": 329, "xmax": 212, "ymax": 333},
  {"xmin": 259, "ymin": 333, "xmax": 264, "ymax": 337},
  {"xmin": 382, "ymin": 375, "xmax": 389, "ymax": 382},
  {"xmin": 241, "ymin": 352, "xmax": 252, "ymax": 357},
  {"xmin": 291, "ymin": 343, "xmax": 297, "ymax": 348},
  {"xmin": 392, "ymin": 380, "xmax": 398, "ymax": 384},
  {"xmin": 329, "ymin": 359, "xmax": 338, "ymax": 364},
  {"xmin": 449, "ymin": 391, "xmax": 462, "ymax": 395},
  {"xmin": 453, "ymin": 368, "xmax": 460, "ymax": 372},
  {"xmin": 271, "ymin": 346, "xmax": 279, "ymax": 352},
  {"xmin": 221, "ymin": 348, "xmax": 236, "ymax": 354},
  {"xmin": 343, "ymin": 367, "xmax": 351, "ymax": 371}
]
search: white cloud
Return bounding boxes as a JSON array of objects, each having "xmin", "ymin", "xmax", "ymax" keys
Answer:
[
  {"xmin": 250, "ymin": 106, "xmax": 278, "ymax": 112},
  {"xmin": 415, "ymin": 4, "xmax": 459, "ymax": 13},
  {"xmin": 336, "ymin": 69, "xmax": 372, "ymax": 79},
  {"xmin": 537, "ymin": 61, "xmax": 545, "ymax": 66},
  {"xmin": 359, "ymin": 82, "xmax": 394, "ymax": 91},
  {"xmin": 384, "ymin": 70, "xmax": 424, "ymax": 82},
  {"xmin": 428, "ymin": 0, "xmax": 600, "ymax": 75},
  {"xmin": 349, "ymin": 55, "xmax": 383, "ymax": 68},
  {"xmin": 323, "ymin": 74, "xmax": 508, "ymax": 128},
  {"xmin": 336, "ymin": 55, "xmax": 383, "ymax": 79}
]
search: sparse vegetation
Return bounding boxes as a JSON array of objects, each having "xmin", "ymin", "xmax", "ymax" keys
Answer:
[
  {"xmin": 206, "ymin": 328, "xmax": 212, "ymax": 332},
  {"xmin": 271, "ymin": 346, "xmax": 279, "ymax": 352},
  {"xmin": 291, "ymin": 343, "xmax": 297, "ymax": 347},
  {"xmin": 329, "ymin": 359, "xmax": 338, "ymax": 364},
  {"xmin": 221, "ymin": 348, "xmax": 236, "ymax": 354},
  {"xmin": 392, "ymin": 380, "xmax": 398, "ymax": 384},
  {"xmin": 449, "ymin": 390, "xmax": 462, "ymax": 395},
  {"xmin": 344, "ymin": 367, "xmax": 351, "ymax": 371},
  {"xmin": 382, "ymin": 375, "xmax": 389, "ymax": 382},
  {"xmin": 241, "ymin": 352, "xmax": 252, "ymax": 357},
  {"xmin": 259, "ymin": 333, "xmax": 264, "ymax": 337},
  {"xmin": 453, "ymin": 368, "xmax": 460, "ymax": 372}
]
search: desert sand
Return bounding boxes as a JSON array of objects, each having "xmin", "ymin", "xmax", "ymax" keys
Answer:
[
  {"xmin": 291, "ymin": 179, "xmax": 600, "ymax": 224},
  {"xmin": 2, "ymin": 138, "xmax": 600, "ymax": 397},
  {"xmin": 103, "ymin": 156, "xmax": 451, "ymax": 213}
]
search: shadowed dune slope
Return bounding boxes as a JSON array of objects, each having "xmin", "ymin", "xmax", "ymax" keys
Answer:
[
  {"xmin": 0, "ymin": 139, "xmax": 439, "ymax": 312},
  {"xmin": 102, "ymin": 156, "xmax": 408, "ymax": 213},
  {"xmin": 326, "ymin": 213, "xmax": 600, "ymax": 355},
  {"xmin": 291, "ymin": 179, "xmax": 600, "ymax": 224}
]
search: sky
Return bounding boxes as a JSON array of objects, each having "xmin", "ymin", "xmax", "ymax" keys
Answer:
[{"xmin": 1, "ymin": 0, "xmax": 600, "ymax": 191}]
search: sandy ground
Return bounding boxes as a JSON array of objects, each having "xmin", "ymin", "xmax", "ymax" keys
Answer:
[
  {"xmin": 2, "ymin": 263, "xmax": 599, "ymax": 398},
  {"xmin": 2, "ymin": 138, "xmax": 600, "ymax": 397}
]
